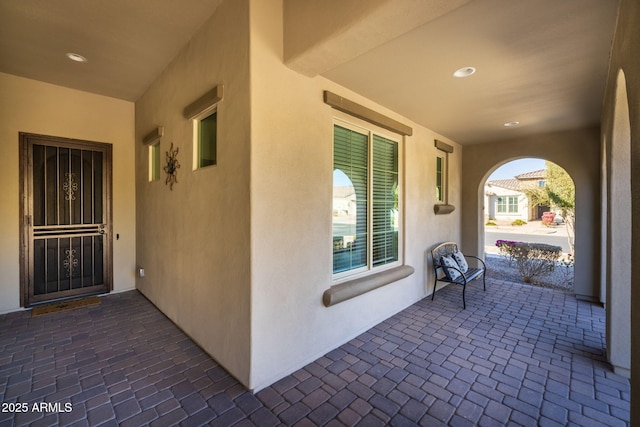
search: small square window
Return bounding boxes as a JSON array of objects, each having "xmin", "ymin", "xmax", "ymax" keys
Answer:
[
  {"xmin": 196, "ymin": 111, "xmax": 217, "ymax": 168},
  {"xmin": 149, "ymin": 142, "xmax": 160, "ymax": 182}
]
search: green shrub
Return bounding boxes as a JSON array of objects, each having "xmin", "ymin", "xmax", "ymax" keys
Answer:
[
  {"xmin": 511, "ymin": 219, "xmax": 527, "ymax": 226},
  {"xmin": 485, "ymin": 221, "xmax": 497, "ymax": 226},
  {"xmin": 496, "ymin": 240, "xmax": 562, "ymax": 283}
]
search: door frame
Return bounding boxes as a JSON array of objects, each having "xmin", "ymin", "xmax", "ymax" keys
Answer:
[{"xmin": 19, "ymin": 132, "xmax": 113, "ymax": 307}]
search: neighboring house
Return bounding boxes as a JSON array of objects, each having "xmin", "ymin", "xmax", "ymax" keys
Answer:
[
  {"xmin": 484, "ymin": 169, "xmax": 550, "ymax": 222},
  {"xmin": 514, "ymin": 169, "xmax": 547, "ymax": 188}
]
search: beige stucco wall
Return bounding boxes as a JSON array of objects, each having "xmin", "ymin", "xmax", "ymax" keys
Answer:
[
  {"xmin": 248, "ymin": 0, "xmax": 462, "ymax": 390},
  {"xmin": 134, "ymin": 0, "xmax": 252, "ymax": 385},
  {"xmin": 133, "ymin": 0, "xmax": 463, "ymax": 392},
  {"xmin": 0, "ymin": 72, "xmax": 136, "ymax": 314},
  {"xmin": 461, "ymin": 127, "xmax": 601, "ymax": 301},
  {"xmin": 600, "ymin": 0, "xmax": 640, "ymax": 416}
]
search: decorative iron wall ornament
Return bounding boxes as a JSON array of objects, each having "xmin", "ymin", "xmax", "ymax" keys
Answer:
[
  {"xmin": 164, "ymin": 142, "xmax": 180, "ymax": 190},
  {"xmin": 63, "ymin": 172, "xmax": 79, "ymax": 201},
  {"xmin": 63, "ymin": 248, "xmax": 78, "ymax": 278}
]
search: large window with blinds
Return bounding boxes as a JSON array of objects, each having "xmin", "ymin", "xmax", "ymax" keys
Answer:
[{"xmin": 333, "ymin": 122, "xmax": 400, "ymax": 278}]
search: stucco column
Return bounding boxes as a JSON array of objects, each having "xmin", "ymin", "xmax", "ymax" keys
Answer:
[{"xmin": 605, "ymin": 70, "xmax": 631, "ymax": 377}]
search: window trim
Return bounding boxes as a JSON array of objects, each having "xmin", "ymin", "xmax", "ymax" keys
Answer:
[
  {"xmin": 435, "ymin": 154, "xmax": 446, "ymax": 203},
  {"xmin": 324, "ymin": 91, "xmax": 412, "ymax": 136},
  {"xmin": 434, "ymin": 139, "xmax": 455, "ymax": 215},
  {"xmin": 142, "ymin": 126, "xmax": 163, "ymax": 183},
  {"xmin": 193, "ymin": 108, "xmax": 217, "ymax": 170},
  {"xmin": 323, "ymin": 265, "xmax": 414, "ymax": 307},
  {"xmin": 332, "ymin": 118, "xmax": 404, "ymax": 284},
  {"xmin": 183, "ymin": 85, "xmax": 223, "ymax": 120},
  {"xmin": 183, "ymin": 84, "xmax": 223, "ymax": 171}
]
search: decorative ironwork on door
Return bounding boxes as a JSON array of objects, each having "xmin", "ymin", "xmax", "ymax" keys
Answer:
[{"xmin": 21, "ymin": 134, "xmax": 112, "ymax": 306}]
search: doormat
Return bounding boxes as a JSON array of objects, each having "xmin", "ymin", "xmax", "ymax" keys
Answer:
[{"xmin": 32, "ymin": 296, "xmax": 101, "ymax": 317}]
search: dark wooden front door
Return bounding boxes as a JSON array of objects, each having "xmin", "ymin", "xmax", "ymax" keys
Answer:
[{"xmin": 20, "ymin": 133, "xmax": 113, "ymax": 306}]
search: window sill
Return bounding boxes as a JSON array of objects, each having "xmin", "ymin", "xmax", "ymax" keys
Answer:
[
  {"xmin": 434, "ymin": 204, "xmax": 455, "ymax": 215},
  {"xmin": 323, "ymin": 265, "xmax": 415, "ymax": 307}
]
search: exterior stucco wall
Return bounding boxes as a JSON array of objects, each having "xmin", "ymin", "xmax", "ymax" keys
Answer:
[
  {"xmin": 461, "ymin": 128, "xmax": 601, "ymax": 301},
  {"xmin": 602, "ymin": 70, "xmax": 631, "ymax": 377},
  {"xmin": 600, "ymin": 0, "xmax": 640, "ymax": 417},
  {"xmin": 134, "ymin": 0, "xmax": 252, "ymax": 386},
  {"xmin": 0, "ymin": 72, "xmax": 136, "ymax": 314},
  {"xmin": 249, "ymin": 0, "xmax": 463, "ymax": 391}
]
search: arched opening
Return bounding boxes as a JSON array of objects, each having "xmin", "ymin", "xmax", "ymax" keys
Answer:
[
  {"xmin": 606, "ymin": 69, "xmax": 631, "ymax": 377},
  {"xmin": 482, "ymin": 158, "xmax": 576, "ymax": 288},
  {"xmin": 462, "ymin": 128, "xmax": 601, "ymax": 302}
]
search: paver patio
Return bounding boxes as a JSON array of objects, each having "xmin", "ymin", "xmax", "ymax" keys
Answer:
[{"xmin": 0, "ymin": 277, "xmax": 630, "ymax": 426}]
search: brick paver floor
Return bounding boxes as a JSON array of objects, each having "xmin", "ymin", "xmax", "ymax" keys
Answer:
[{"xmin": 0, "ymin": 278, "xmax": 630, "ymax": 426}]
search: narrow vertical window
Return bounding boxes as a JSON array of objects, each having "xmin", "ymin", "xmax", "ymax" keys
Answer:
[
  {"xmin": 434, "ymin": 140, "xmax": 453, "ymax": 212},
  {"xmin": 149, "ymin": 142, "xmax": 160, "ymax": 182},
  {"xmin": 435, "ymin": 155, "xmax": 444, "ymax": 202},
  {"xmin": 197, "ymin": 111, "xmax": 217, "ymax": 168}
]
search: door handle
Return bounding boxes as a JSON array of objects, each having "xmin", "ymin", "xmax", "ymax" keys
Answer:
[{"xmin": 98, "ymin": 224, "xmax": 106, "ymax": 235}]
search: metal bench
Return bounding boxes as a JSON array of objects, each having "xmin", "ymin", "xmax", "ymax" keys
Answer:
[{"xmin": 431, "ymin": 242, "xmax": 486, "ymax": 309}]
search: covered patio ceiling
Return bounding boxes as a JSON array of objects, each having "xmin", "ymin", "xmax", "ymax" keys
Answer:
[{"xmin": 0, "ymin": 0, "xmax": 620, "ymax": 145}]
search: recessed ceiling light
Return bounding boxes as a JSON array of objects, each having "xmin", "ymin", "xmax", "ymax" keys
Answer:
[
  {"xmin": 503, "ymin": 121, "xmax": 520, "ymax": 127},
  {"xmin": 66, "ymin": 53, "xmax": 87, "ymax": 63},
  {"xmin": 453, "ymin": 67, "xmax": 476, "ymax": 78}
]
